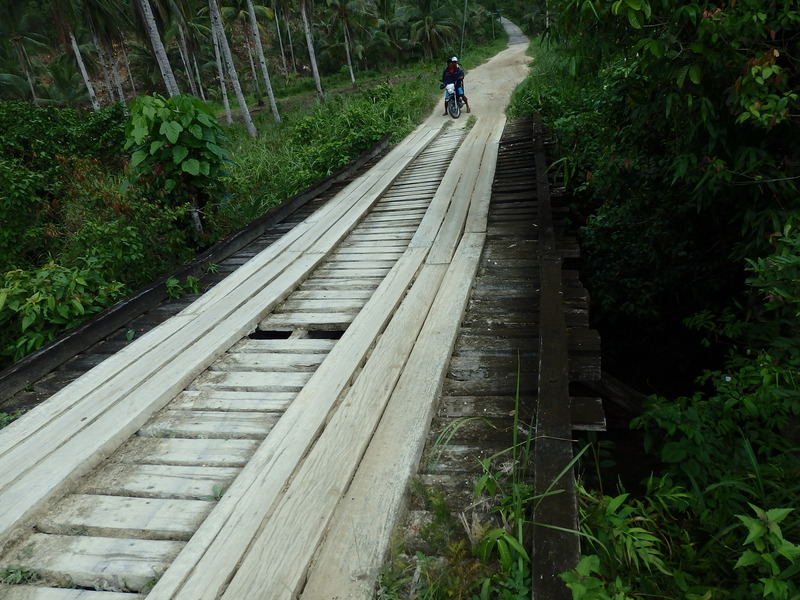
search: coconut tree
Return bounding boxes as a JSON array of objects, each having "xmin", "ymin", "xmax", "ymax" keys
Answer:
[
  {"xmin": 245, "ymin": 0, "xmax": 280, "ymax": 121},
  {"xmin": 299, "ymin": 0, "xmax": 323, "ymax": 98},
  {"xmin": 134, "ymin": 0, "xmax": 181, "ymax": 95},
  {"xmin": 208, "ymin": 0, "xmax": 258, "ymax": 136},
  {"xmin": 399, "ymin": 0, "xmax": 458, "ymax": 61},
  {"xmin": 0, "ymin": 2, "xmax": 47, "ymax": 105},
  {"xmin": 323, "ymin": 0, "xmax": 377, "ymax": 86}
]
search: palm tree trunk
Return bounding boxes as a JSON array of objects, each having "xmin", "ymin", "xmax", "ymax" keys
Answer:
[
  {"xmin": 193, "ymin": 55, "xmax": 206, "ymax": 101},
  {"xmin": 343, "ymin": 23, "xmax": 355, "ymax": 87},
  {"xmin": 69, "ymin": 28, "xmax": 101, "ymax": 111},
  {"xmin": 136, "ymin": 0, "xmax": 180, "ymax": 96},
  {"xmin": 106, "ymin": 41, "xmax": 128, "ymax": 112},
  {"xmin": 245, "ymin": 35, "xmax": 262, "ymax": 104},
  {"xmin": 273, "ymin": 7, "xmax": 288, "ymax": 75},
  {"xmin": 212, "ymin": 22, "xmax": 233, "ymax": 125},
  {"xmin": 177, "ymin": 25, "xmax": 199, "ymax": 97},
  {"xmin": 121, "ymin": 41, "xmax": 138, "ymax": 97},
  {"xmin": 286, "ymin": 11, "xmax": 297, "ymax": 73},
  {"xmin": 208, "ymin": 0, "xmax": 258, "ymax": 137},
  {"xmin": 246, "ymin": 0, "xmax": 280, "ymax": 122},
  {"xmin": 299, "ymin": 0, "xmax": 323, "ymax": 99},
  {"xmin": 13, "ymin": 40, "xmax": 39, "ymax": 106}
]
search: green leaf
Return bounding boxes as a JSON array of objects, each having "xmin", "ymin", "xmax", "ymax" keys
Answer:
[
  {"xmin": 172, "ymin": 145, "xmax": 189, "ymax": 164},
  {"xmin": 130, "ymin": 149, "xmax": 148, "ymax": 169},
  {"xmin": 627, "ymin": 9, "xmax": 643, "ymax": 29},
  {"xmin": 160, "ymin": 120, "xmax": 183, "ymax": 144},
  {"xmin": 182, "ymin": 159, "xmax": 200, "ymax": 175},
  {"xmin": 21, "ymin": 313, "xmax": 36, "ymax": 331},
  {"xmin": 689, "ymin": 65, "xmax": 702, "ymax": 85},
  {"xmin": 149, "ymin": 140, "xmax": 165, "ymax": 155},
  {"xmin": 661, "ymin": 441, "xmax": 687, "ymax": 462},
  {"xmin": 188, "ymin": 124, "xmax": 203, "ymax": 139},
  {"xmin": 607, "ymin": 493, "xmax": 630, "ymax": 514},
  {"xmin": 734, "ymin": 549, "xmax": 761, "ymax": 569},
  {"xmin": 0, "ymin": 290, "xmax": 6, "ymax": 312}
]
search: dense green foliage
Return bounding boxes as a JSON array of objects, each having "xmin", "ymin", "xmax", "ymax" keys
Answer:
[{"xmin": 507, "ymin": 1, "xmax": 800, "ymax": 598}]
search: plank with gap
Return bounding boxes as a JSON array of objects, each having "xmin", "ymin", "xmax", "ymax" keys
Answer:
[
  {"xmin": 220, "ymin": 264, "xmax": 449, "ymax": 600},
  {"xmin": 302, "ymin": 232, "xmax": 486, "ymax": 599},
  {"xmin": 145, "ymin": 247, "xmax": 430, "ymax": 600}
]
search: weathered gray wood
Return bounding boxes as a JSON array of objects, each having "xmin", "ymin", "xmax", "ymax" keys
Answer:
[
  {"xmin": 115, "ymin": 437, "xmax": 259, "ymax": 467},
  {"xmin": 37, "ymin": 495, "xmax": 212, "ymax": 539},
  {"xmin": 139, "ymin": 411, "xmax": 278, "ymax": 439},
  {"xmin": 188, "ymin": 371, "xmax": 312, "ymax": 392},
  {"xmin": 81, "ymin": 465, "xmax": 240, "ymax": 500},
  {"xmin": 221, "ymin": 265, "xmax": 449, "ymax": 600},
  {"xmin": 1, "ymin": 587, "xmax": 144, "ymax": 599},
  {"xmin": 302, "ymin": 232, "xmax": 486, "ymax": 600},
  {"xmin": 145, "ymin": 248, "xmax": 430, "ymax": 600},
  {"xmin": 209, "ymin": 352, "xmax": 326, "ymax": 371},
  {"xmin": 1, "ymin": 534, "xmax": 183, "ymax": 592}
]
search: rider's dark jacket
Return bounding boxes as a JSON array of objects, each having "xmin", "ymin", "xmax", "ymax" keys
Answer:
[{"xmin": 441, "ymin": 64, "xmax": 464, "ymax": 87}]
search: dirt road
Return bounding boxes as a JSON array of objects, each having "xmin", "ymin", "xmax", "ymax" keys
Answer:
[{"xmin": 422, "ymin": 18, "xmax": 531, "ymax": 129}]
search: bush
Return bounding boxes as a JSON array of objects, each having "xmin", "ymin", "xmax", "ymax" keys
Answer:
[{"xmin": 0, "ymin": 260, "xmax": 127, "ymax": 367}]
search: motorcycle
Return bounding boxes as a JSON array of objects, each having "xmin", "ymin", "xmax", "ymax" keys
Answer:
[{"xmin": 441, "ymin": 82, "xmax": 462, "ymax": 119}]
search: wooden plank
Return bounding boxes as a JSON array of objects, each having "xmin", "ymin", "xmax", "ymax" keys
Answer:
[
  {"xmin": 81, "ymin": 465, "xmax": 240, "ymax": 500},
  {"xmin": 209, "ymin": 352, "xmax": 326, "ymax": 371},
  {"xmin": 228, "ymin": 339, "xmax": 336, "ymax": 353},
  {"xmin": 302, "ymin": 232, "xmax": 485, "ymax": 600},
  {"xmin": 220, "ymin": 264, "xmax": 449, "ymax": 600},
  {"xmin": 115, "ymin": 438, "xmax": 259, "ymax": 467},
  {"xmin": 2, "ymin": 587, "xmax": 144, "ymax": 599},
  {"xmin": 145, "ymin": 248, "xmax": 429, "ymax": 600},
  {"xmin": 1, "ymin": 534, "xmax": 183, "ymax": 592},
  {"xmin": 36, "ymin": 495, "xmax": 212, "ymax": 539},
  {"xmin": 258, "ymin": 313, "xmax": 354, "ymax": 329},
  {"xmin": 171, "ymin": 390, "xmax": 295, "ymax": 410},
  {"xmin": 188, "ymin": 371, "xmax": 312, "ymax": 391},
  {"xmin": 427, "ymin": 123, "xmax": 495, "ymax": 265},
  {"xmin": 139, "ymin": 411, "xmax": 278, "ymax": 439}
]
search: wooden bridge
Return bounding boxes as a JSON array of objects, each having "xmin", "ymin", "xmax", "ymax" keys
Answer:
[{"xmin": 0, "ymin": 25, "xmax": 603, "ymax": 597}]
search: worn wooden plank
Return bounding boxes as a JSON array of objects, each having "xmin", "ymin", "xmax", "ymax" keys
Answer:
[
  {"xmin": 188, "ymin": 371, "xmax": 312, "ymax": 391},
  {"xmin": 209, "ymin": 352, "xmax": 326, "ymax": 371},
  {"xmin": 1, "ymin": 587, "xmax": 144, "ymax": 599},
  {"xmin": 81, "ymin": 465, "xmax": 240, "ymax": 500},
  {"xmin": 171, "ymin": 390, "xmax": 295, "ymax": 411},
  {"xmin": 302, "ymin": 232, "xmax": 486, "ymax": 600},
  {"xmin": 36, "ymin": 495, "xmax": 212, "ymax": 539},
  {"xmin": 145, "ymin": 247, "xmax": 430, "ymax": 600},
  {"xmin": 139, "ymin": 411, "xmax": 278, "ymax": 439},
  {"xmin": 114, "ymin": 437, "xmax": 259, "ymax": 467},
  {"xmin": 221, "ymin": 265, "xmax": 448, "ymax": 600},
  {"xmin": 1, "ymin": 534, "xmax": 183, "ymax": 592},
  {"xmin": 427, "ymin": 124, "xmax": 495, "ymax": 264}
]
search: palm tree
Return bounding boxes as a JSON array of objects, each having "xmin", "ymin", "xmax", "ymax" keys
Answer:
[
  {"xmin": 299, "ymin": 0, "xmax": 323, "ymax": 98},
  {"xmin": 208, "ymin": 0, "xmax": 258, "ymax": 136},
  {"xmin": 399, "ymin": 0, "xmax": 458, "ymax": 61},
  {"xmin": 245, "ymin": 0, "xmax": 280, "ymax": 121},
  {"xmin": 135, "ymin": 0, "xmax": 181, "ymax": 95},
  {"xmin": 0, "ymin": 2, "xmax": 47, "ymax": 105},
  {"xmin": 324, "ymin": 0, "xmax": 377, "ymax": 86}
]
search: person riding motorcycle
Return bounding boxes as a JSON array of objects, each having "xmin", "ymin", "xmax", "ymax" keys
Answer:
[{"xmin": 440, "ymin": 56, "xmax": 470, "ymax": 115}]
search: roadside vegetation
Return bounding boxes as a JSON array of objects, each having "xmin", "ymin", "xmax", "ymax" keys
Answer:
[
  {"xmin": 505, "ymin": 1, "xmax": 800, "ymax": 599},
  {"xmin": 0, "ymin": 0, "xmax": 506, "ymax": 372}
]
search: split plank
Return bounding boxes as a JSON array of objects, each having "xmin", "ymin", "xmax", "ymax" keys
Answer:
[{"xmin": 1, "ymin": 534, "xmax": 183, "ymax": 592}]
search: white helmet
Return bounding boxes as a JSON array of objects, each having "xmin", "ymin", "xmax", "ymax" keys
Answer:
[{"xmin": 450, "ymin": 56, "xmax": 458, "ymax": 62}]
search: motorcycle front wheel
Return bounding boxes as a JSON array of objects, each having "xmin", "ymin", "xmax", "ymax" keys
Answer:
[{"xmin": 447, "ymin": 95, "xmax": 461, "ymax": 119}]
